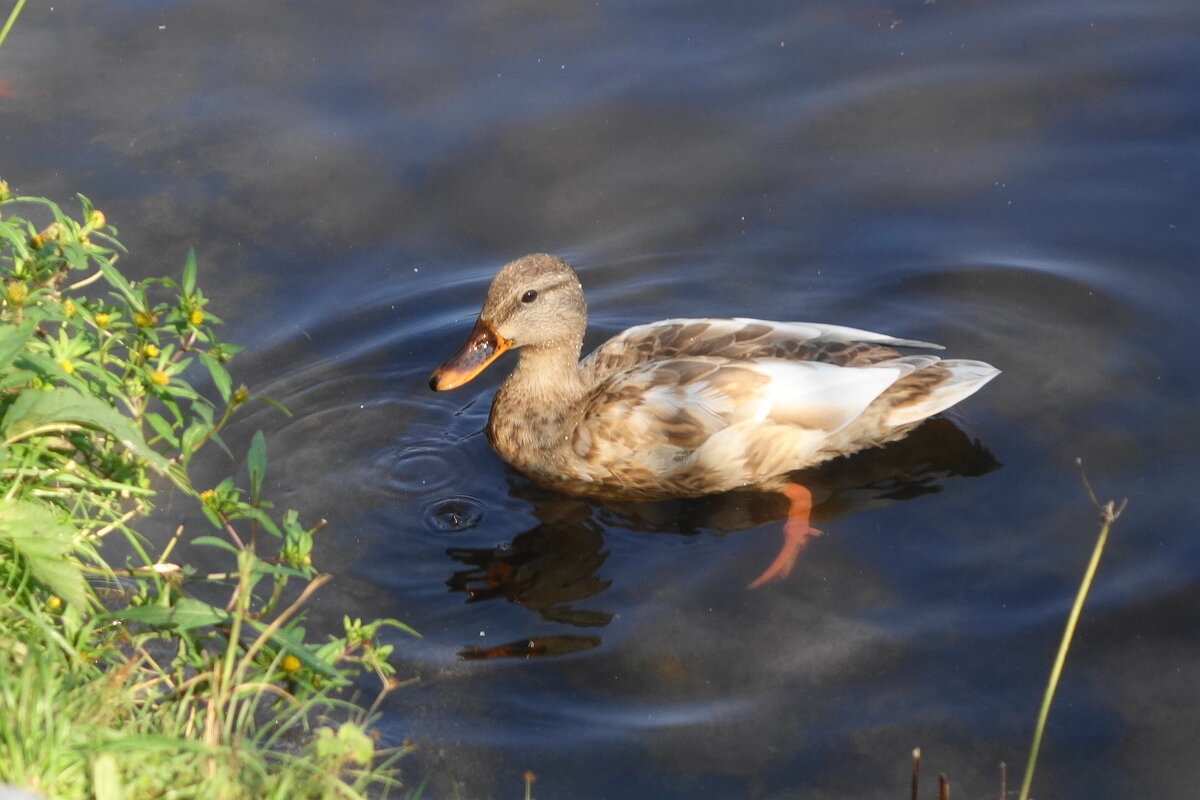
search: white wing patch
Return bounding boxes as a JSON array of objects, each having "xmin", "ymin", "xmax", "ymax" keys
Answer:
[{"xmin": 743, "ymin": 359, "xmax": 908, "ymax": 432}]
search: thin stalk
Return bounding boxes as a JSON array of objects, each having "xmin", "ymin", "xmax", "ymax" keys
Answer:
[
  {"xmin": 910, "ymin": 747, "xmax": 921, "ymax": 800},
  {"xmin": 213, "ymin": 548, "xmax": 255, "ymax": 745},
  {"xmin": 1018, "ymin": 463, "xmax": 1126, "ymax": 800},
  {"xmin": 0, "ymin": 1, "xmax": 25, "ymax": 51},
  {"xmin": 233, "ymin": 573, "xmax": 331, "ymax": 684}
]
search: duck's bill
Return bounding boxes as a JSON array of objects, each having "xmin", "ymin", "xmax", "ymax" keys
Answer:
[{"xmin": 429, "ymin": 319, "xmax": 511, "ymax": 391}]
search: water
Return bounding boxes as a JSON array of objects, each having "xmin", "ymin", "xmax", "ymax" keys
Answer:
[{"xmin": 5, "ymin": 0, "xmax": 1200, "ymax": 797}]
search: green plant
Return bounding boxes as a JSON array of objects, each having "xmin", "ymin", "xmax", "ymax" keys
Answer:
[
  {"xmin": 907, "ymin": 466, "xmax": 1126, "ymax": 800},
  {"xmin": 1017, "ymin": 466, "xmax": 1126, "ymax": 800},
  {"xmin": 0, "ymin": 182, "xmax": 418, "ymax": 798},
  {"xmin": 0, "ymin": 0, "xmax": 26, "ymax": 50}
]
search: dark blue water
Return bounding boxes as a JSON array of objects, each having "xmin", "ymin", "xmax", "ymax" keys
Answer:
[{"xmin": 5, "ymin": 0, "xmax": 1200, "ymax": 797}]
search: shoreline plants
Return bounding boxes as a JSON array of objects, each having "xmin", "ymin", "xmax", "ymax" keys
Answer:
[{"xmin": 0, "ymin": 181, "xmax": 417, "ymax": 799}]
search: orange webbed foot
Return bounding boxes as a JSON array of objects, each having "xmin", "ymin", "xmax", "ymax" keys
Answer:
[{"xmin": 748, "ymin": 483, "xmax": 823, "ymax": 589}]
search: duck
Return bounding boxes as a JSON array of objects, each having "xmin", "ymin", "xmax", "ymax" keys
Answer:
[{"xmin": 430, "ymin": 253, "xmax": 998, "ymax": 586}]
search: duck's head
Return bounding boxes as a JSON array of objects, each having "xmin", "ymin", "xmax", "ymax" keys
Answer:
[{"xmin": 429, "ymin": 254, "xmax": 587, "ymax": 391}]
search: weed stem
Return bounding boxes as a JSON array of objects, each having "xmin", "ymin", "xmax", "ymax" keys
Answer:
[{"xmin": 1018, "ymin": 460, "xmax": 1126, "ymax": 800}]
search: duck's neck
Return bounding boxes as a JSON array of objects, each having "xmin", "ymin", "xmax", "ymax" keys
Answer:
[
  {"xmin": 498, "ymin": 342, "xmax": 587, "ymax": 409},
  {"xmin": 487, "ymin": 342, "xmax": 588, "ymax": 471}
]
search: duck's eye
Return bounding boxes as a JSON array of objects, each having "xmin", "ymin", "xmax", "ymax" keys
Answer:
[{"xmin": 520, "ymin": 289, "xmax": 538, "ymax": 304}]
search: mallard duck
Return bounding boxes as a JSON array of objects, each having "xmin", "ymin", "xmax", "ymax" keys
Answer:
[{"xmin": 430, "ymin": 254, "xmax": 998, "ymax": 585}]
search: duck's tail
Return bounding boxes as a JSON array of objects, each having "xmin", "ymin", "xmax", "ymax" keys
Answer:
[{"xmin": 884, "ymin": 359, "xmax": 1000, "ymax": 428}]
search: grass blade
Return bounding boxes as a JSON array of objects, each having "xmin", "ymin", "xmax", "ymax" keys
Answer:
[{"xmin": 1018, "ymin": 462, "xmax": 1126, "ymax": 800}]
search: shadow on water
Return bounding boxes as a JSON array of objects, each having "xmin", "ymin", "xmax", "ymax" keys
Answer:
[{"xmin": 444, "ymin": 418, "xmax": 998, "ymax": 659}]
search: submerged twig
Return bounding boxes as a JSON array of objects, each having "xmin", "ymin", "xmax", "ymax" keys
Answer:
[{"xmin": 911, "ymin": 747, "xmax": 921, "ymax": 800}]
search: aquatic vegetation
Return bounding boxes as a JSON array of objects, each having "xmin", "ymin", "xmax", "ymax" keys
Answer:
[
  {"xmin": 0, "ymin": 0, "xmax": 25, "ymax": 50},
  {"xmin": 0, "ymin": 185, "xmax": 417, "ymax": 798},
  {"xmin": 1017, "ymin": 469, "xmax": 1125, "ymax": 800},
  {"xmin": 908, "ymin": 470, "xmax": 1126, "ymax": 800}
]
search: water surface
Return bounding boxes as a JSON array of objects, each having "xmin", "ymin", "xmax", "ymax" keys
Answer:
[{"xmin": 5, "ymin": 0, "xmax": 1200, "ymax": 797}]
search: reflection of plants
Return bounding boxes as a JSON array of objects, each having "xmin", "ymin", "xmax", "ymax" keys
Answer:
[{"xmin": 0, "ymin": 184, "xmax": 417, "ymax": 798}]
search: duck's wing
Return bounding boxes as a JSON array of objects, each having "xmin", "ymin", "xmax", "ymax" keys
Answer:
[
  {"xmin": 570, "ymin": 354, "xmax": 945, "ymax": 491},
  {"xmin": 580, "ymin": 317, "xmax": 943, "ymax": 381}
]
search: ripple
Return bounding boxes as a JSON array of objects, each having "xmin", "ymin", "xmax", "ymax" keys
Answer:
[{"xmin": 422, "ymin": 495, "xmax": 486, "ymax": 532}]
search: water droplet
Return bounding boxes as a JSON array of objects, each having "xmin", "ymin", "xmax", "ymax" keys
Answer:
[{"xmin": 424, "ymin": 496, "xmax": 485, "ymax": 532}]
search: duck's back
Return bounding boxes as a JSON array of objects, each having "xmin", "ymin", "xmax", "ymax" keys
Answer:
[
  {"xmin": 557, "ymin": 318, "xmax": 997, "ymax": 496},
  {"xmin": 580, "ymin": 318, "xmax": 943, "ymax": 381}
]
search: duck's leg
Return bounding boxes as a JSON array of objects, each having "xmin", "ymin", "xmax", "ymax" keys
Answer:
[{"xmin": 748, "ymin": 483, "xmax": 823, "ymax": 588}]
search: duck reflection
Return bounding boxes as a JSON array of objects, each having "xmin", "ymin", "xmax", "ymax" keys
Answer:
[{"xmin": 446, "ymin": 417, "xmax": 997, "ymax": 659}]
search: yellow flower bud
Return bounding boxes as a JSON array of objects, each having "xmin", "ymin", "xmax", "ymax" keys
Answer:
[
  {"xmin": 188, "ymin": 309, "xmax": 204, "ymax": 326},
  {"xmin": 150, "ymin": 369, "xmax": 170, "ymax": 387},
  {"xmin": 281, "ymin": 654, "xmax": 301, "ymax": 673},
  {"xmin": 232, "ymin": 385, "xmax": 249, "ymax": 404},
  {"xmin": 29, "ymin": 233, "xmax": 43, "ymax": 250},
  {"xmin": 63, "ymin": 298, "xmax": 77, "ymax": 317},
  {"xmin": 88, "ymin": 209, "xmax": 106, "ymax": 228},
  {"xmin": 46, "ymin": 595, "xmax": 63, "ymax": 612},
  {"xmin": 142, "ymin": 344, "xmax": 160, "ymax": 358},
  {"xmin": 0, "ymin": 179, "xmax": 10, "ymax": 201},
  {"xmin": 199, "ymin": 489, "xmax": 215, "ymax": 503},
  {"xmin": 93, "ymin": 312, "xmax": 111, "ymax": 328},
  {"xmin": 5, "ymin": 281, "xmax": 28, "ymax": 306},
  {"xmin": 134, "ymin": 311, "xmax": 157, "ymax": 328},
  {"xmin": 58, "ymin": 359, "xmax": 75, "ymax": 375}
]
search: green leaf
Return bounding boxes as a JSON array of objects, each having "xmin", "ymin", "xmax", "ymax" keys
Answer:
[
  {"xmin": 257, "ymin": 396, "xmax": 292, "ymax": 416},
  {"xmin": 92, "ymin": 753, "xmax": 124, "ymax": 800},
  {"xmin": 247, "ymin": 430, "xmax": 267, "ymax": 499},
  {"xmin": 0, "ymin": 318, "xmax": 36, "ymax": 371},
  {"xmin": 61, "ymin": 241, "xmax": 88, "ymax": 271},
  {"xmin": 378, "ymin": 617, "xmax": 423, "ymax": 639},
  {"xmin": 0, "ymin": 368, "xmax": 38, "ymax": 392},
  {"xmin": 313, "ymin": 722, "xmax": 374, "ymax": 766},
  {"xmin": 110, "ymin": 597, "xmax": 230, "ymax": 631},
  {"xmin": 235, "ymin": 505, "xmax": 282, "ymax": 538},
  {"xmin": 99, "ymin": 258, "xmax": 142, "ymax": 308},
  {"xmin": 182, "ymin": 248, "xmax": 197, "ymax": 296},
  {"xmin": 199, "ymin": 351, "xmax": 231, "ymax": 403},
  {"xmin": 0, "ymin": 497, "xmax": 90, "ymax": 609},
  {"xmin": 209, "ymin": 431, "xmax": 234, "ymax": 461},
  {"xmin": 189, "ymin": 535, "xmax": 240, "ymax": 554},
  {"xmin": 243, "ymin": 619, "xmax": 342, "ymax": 678},
  {"xmin": 1, "ymin": 387, "xmax": 169, "ymax": 474},
  {"xmin": 179, "ymin": 420, "xmax": 209, "ymax": 458},
  {"xmin": 248, "ymin": 561, "xmax": 313, "ymax": 581},
  {"xmin": 144, "ymin": 412, "xmax": 180, "ymax": 447},
  {"xmin": 165, "ymin": 462, "xmax": 194, "ymax": 495},
  {"xmin": 199, "ymin": 504, "xmax": 223, "ymax": 529}
]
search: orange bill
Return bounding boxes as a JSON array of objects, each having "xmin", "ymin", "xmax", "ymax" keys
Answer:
[{"xmin": 429, "ymin": 318, "xmax": 511, "ymax": 391}]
